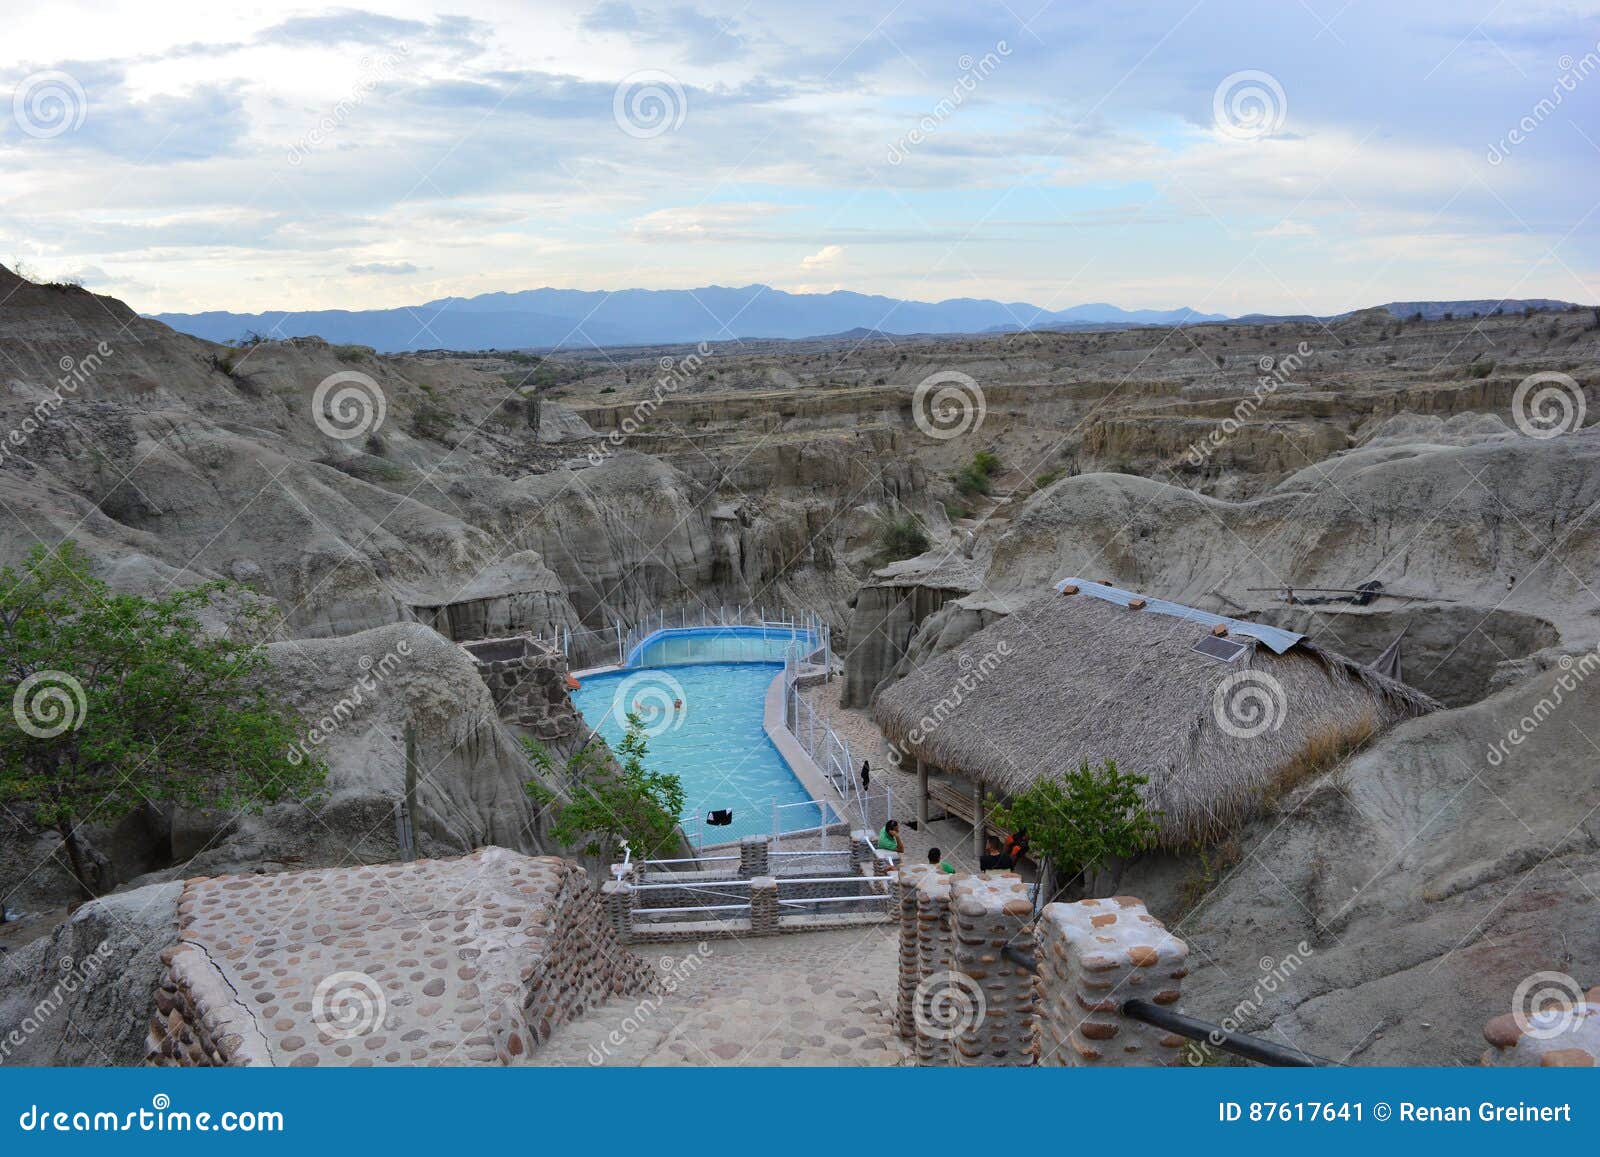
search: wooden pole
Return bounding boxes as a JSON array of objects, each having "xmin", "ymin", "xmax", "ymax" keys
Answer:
[{"xmin": 917, "ymin": 759, "xmax": 929, "ymax": 828}]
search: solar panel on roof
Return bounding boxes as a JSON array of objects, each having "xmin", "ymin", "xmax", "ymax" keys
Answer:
[{"xmin": 1191, "ymin": 635, "xmax": 1249, "ymax": 662}]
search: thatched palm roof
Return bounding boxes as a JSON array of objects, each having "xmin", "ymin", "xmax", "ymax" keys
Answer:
[{"xmin": 872, "ymin": 580, "xmax": 1438, "ymax": 848}]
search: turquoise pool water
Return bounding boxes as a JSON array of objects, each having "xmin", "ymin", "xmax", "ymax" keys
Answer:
[
  {"xmin": 627, "ymin": 625, "xmax": 816, "ymax": 668},
  {"xmin": 570, "ymin": 661, "xmax": 826, "ymax": 843}
]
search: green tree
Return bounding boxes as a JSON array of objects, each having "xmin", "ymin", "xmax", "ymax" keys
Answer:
[
  {"xmin": 0, "ymin": 543, "xmax": 326, "ymax": 897},
  {"xmin": 988, "ymin": 759, "xmax": 1160, "ymax": 901},
  {"xmin": 524, "ymin": 712, "xmax": 684, "ymax": 858}
]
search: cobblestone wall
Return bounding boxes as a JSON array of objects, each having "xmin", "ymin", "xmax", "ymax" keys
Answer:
[
  {"xmin": 146, "ymin": 848, "xmax": 651, "ymax": 1067},
  {"xmin": 1034, "ymin": 896, "xmax": 1189, "ymax": 1067},
  {"xmin": 1482, "ymin": 986, "xmax": 1599, "ymax": 1066},
  {"xmin": 914, "ymin": 870, "xmax": 955, "ymax": 1066},
  {"xmin": 950, "ymin": 873, "xmax": 1035, "ymax": 1066}
]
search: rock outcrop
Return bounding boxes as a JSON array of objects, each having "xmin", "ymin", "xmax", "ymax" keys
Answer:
[{"xmin": 1121, "ymin": 657, "xmax": 1600, "ymax": 1065}]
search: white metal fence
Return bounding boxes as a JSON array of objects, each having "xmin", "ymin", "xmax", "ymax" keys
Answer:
[{"xmin": 545, "ymin": 604, "xmax": 833, "ymax": 674}]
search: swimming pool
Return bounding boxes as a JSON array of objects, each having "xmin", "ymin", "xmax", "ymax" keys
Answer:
[
  {"xmin": 627, "ymin": 625, "xmax": 817, "ymax": 668},
  {"xmin": 570, "ymin": 660, "xmax": 828, "ymax": 843}
]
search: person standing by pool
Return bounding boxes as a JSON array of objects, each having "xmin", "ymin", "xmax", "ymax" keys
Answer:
[{"xmin": 876, "ymin": 819, "xmax": 904, "ymax": 854}]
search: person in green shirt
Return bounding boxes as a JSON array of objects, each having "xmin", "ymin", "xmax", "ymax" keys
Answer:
[
  {"xmin": 876, "ymin": 819, "xmax": 904, "ymax": 853},
  {"xmin": 927, "ymin": 846, "xmax": 956, "ymax": 874}
]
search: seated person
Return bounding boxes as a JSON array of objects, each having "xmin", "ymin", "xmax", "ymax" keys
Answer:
[
  {"xmin": 927, "ymin": 846, "xmax": 956, "ymax": 874},
  {"xmin": 876, "ymin": 819, "xmax": 905, "ymax": 854},
  {"xmin": 978, "ymin": 835, "xmax": 1013, "ymax": 871},
  {"xmin": 1005, "ymin": 828, "xmax": 1030, "ymax": 865}
]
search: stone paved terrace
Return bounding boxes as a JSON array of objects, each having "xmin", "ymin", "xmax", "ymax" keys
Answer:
[
  {"xmin": 146, "ymin": 848, "xmax": 651, "ymax": 1066},
  {"xmin": 530, "ymin": 924, "xmax": 910, "ymax": 1066}
]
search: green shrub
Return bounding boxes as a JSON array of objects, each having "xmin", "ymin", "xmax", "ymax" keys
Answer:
[
  {"xmin": 988, "ymin": 758, "xmax": 1160, "ymax": 902},
  {"xmin": 524, "ymin": 714, "xmax": 684, "ymax": 859},
  {"xmin": 408, "ymin": 400, "xmax": 454, "ymax": 442},
  {"xmin": 876, "ymin": 514, "xmax": 931, "ymax": 563}
]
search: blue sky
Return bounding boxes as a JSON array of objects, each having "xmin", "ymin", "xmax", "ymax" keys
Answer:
[{"xmin": 1, "ymin": 0, "xmax": 1597, "ymax": 315}]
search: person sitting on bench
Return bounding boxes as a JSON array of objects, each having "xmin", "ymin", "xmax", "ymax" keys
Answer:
[
  {"xmin": 979, "ymin": 834, "xmax": 1012, "ymax": 871},
  {"xmin": 927, "ymin": 846, "xmax": 956, "ymax": 874},
  {"xmin": 876, "ymin": 819, "xmax": 904, "ymax": 854}
]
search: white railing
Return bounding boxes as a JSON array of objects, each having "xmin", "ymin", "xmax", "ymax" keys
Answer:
[{"xmin": 619, "ymin": 604, "xmax": 829, "ymax": 669}]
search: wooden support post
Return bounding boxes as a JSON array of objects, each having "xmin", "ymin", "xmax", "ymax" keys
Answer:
[
  {"xmin": 972, "ymin": 777, "xmax": 986, "ymax": 860},
  {"xmin": 917, "ymin": 759, "xmax": 929, "ymax": 828}
]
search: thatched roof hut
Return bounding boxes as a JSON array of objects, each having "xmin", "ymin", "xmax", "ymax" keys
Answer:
[{"xmin": 872, "ymin": 579, "xmax": 1439, "ymax": 848}]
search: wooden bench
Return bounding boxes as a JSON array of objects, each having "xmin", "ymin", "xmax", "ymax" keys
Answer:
[{"xmin": 925, "ymin": 779, "xmax": 1031, "ymax": 866}]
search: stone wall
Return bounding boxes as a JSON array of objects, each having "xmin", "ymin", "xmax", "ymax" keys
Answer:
[
  {"xmin": 1481, "ymin": 986, "xmax": 1599, "ymax": 1066},
  {"xmin": 461, "ymin": 635, "xmax": 582, "ymax": 742},
  {"xmin": 889, "ymin": 880, "xmax": 1195, "ymax": 1068},
  {"xmin": 145, "ymin": 847, "xmax": 651, "ymax": 1067},
  {"xmin": 949, "ymin": 874, "xmax": 1035, "ymax": 1066},
  {"xmin": 1034, "ymin": 896, "xmax": 1189, "ymax": 1067}
]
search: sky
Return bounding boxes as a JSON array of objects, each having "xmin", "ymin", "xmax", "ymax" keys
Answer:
[{"xmin": 1, "ymin": 0, "xmax": 1598, "ymax": 317}]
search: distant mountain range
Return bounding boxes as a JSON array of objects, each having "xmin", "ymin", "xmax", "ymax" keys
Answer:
[
  {"xmin": 150, "ymin": 285, "xmax": 1228, "ymax": 352},
  {"xmin": 149, "ymin": 287, "xmax": 1591, "ymax": 353}
]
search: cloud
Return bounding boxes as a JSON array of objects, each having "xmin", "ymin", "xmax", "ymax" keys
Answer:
[
  {"xmin": 258, "ymin": 9, "xmax": 488, "ymax": 51},
  {"xmin": 580, "ymin": 2, "xmax": 747, "ymax": 65},
  {"xmin": 347, "ymin": 262, "xmax": 420, "ymax": 275},
  {"xmin": 1256, "ymin": 219, "xmax": 1318, "ymax": 238},
  {"xmin": 630, "ymin": 203, "xmax": 790, "ymax": 243},
  {"xmin": 1, "ymin": 60, "xmax": 249, "ymax": 161},
  {"xmin": 801, "ymin": 244, "xmax": 845, "ymax": 269}
]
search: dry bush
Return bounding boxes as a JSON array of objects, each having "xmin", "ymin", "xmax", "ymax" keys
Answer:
[{"xmin": 1261, "ymin": 713, "xmax": 1377, "ymax": 813}]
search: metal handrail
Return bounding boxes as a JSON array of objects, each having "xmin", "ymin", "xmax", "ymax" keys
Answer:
[
  {"xmin": 998, "ymin": 945, "xmax": 1338, "ymax": 1067},
  {"xmin": 776, "ymin": 876, "xmax": 891, "ymax": 888},
  {"xmin": 629, "ymin": 879, "xmax": 754, "ymax": 891},
  {"xmin": 635, "ymin": 903, "xmax": 751, "ymax": 917},
  {"xmin": 778, "ymin": 895, "xmax": 891, "ymax": 907}
]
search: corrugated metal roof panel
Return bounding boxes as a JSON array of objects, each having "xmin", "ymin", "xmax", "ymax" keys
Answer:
[{"xmin": 1054, "ymin": 578, "xmax": 1306, "ymax": 654}]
